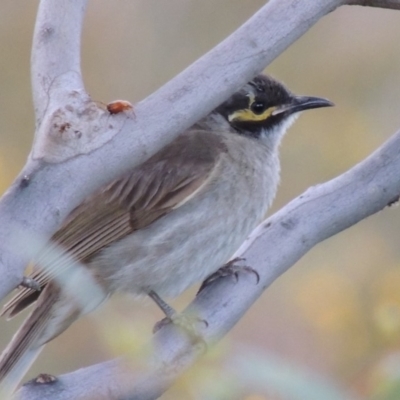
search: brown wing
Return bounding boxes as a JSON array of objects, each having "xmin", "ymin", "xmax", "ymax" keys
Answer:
[{"xmin": 3, "ymin": 131, "xmax": 227, "ymax": 318}]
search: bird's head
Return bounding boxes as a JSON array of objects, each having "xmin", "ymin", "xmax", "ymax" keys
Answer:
[{"xmin": 210, "ymin": 74, "xmax": 333, "ymax": 145}]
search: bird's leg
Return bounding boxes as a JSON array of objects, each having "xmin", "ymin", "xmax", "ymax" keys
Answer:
[
  {"xmin": 148, "ymin": 290, "xmax": 207, "ymax": 344},
  {"xmin": 197, "ymin": 257, "xmax": 260, "ymax": 294},
  {"xmin": 148, "ymin": 290, "xmax": 177, "ymax": 321},
  {"xmin": 20, "ymin": 276, "xmax": 41, "ymax": 291}
]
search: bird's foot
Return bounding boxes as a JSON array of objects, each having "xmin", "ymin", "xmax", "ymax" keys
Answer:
[
  {"xmin": 153, "ymin": 313, "xmax": 208, "ymax": 344},
  {"xmin": 198, "ymin": 257, "xmax": 260, "ymax": 294},
  {"xmin": 153, "ymin": 313, "xmax": 208, "ymax": 351},
  {"xmin": 20, "ymin": 276, "xmax": 41, "ymax": 291},
  {"xmin": 149, "ymin": 290, "xmax": 207, "ymax": 345}
]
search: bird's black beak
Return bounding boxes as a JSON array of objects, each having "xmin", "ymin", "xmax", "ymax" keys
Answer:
[{"xmin": 272, "ymin": 96, "xmax": 334, "ymax": 116}]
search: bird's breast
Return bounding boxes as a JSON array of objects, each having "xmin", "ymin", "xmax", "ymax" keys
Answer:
[{"xmin": 93, "ymin": 136, "xmax": 280, "ymax": 298}]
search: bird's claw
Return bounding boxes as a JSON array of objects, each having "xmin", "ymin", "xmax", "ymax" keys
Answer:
[
  {"xmin": 198, "ymin": 257, "xmax": 259, "ymax": 293},
  {"xmin": 153, "ymin": 313, "xmax": 208, "ymax": 347}
]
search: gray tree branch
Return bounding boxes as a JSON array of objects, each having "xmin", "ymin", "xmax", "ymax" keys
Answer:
[
  {"xmin": 2, "ymin": 0, "xmax": 399, "ymax": 399},
  {"xmin": 31, "ymin": 0, "xmax": 87, "ymax": 125}
]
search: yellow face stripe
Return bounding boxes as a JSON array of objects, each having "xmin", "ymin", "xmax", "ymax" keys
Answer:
[
  {"xmin": 228, "ymin": 106, "xmax": 277, "ymax": 123},
  {"xmin": 228, "ymin": 93, "xmax": 276, "ymax": 123}
]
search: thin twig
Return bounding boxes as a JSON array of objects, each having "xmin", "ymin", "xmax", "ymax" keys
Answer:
[{"xmin": 346, "ymin": 0, "xmax": 400, "ymax": 9}]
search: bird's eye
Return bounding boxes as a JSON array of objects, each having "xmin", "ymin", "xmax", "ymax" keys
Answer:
[{"xmin": 251, "ymin": 101, "xmax": 266, "ymax": 115}]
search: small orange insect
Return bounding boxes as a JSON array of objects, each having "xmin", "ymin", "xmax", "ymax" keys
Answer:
[{"xmin": 106, "ymin": 100, "xmax": 134, "ymax": 114}]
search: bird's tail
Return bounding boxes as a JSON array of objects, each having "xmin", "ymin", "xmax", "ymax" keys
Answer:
[{"xmin": 0, "ymin": 284, "xmax": 78, "ymax": 398}]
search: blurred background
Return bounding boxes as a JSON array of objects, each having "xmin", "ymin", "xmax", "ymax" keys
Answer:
[{"xmin": 1, "ymin": 1, "xmax": 400, "ymax": 399}]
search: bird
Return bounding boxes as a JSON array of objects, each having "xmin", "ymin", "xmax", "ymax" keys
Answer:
[{"xmin": 0, "ymin": 74, "xmax": 333, "ymax": 394}]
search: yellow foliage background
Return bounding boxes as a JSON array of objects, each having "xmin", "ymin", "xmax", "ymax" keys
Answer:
[{"xmin": 1, "ymin": 1, "xmax": 400, "ymax": 399}]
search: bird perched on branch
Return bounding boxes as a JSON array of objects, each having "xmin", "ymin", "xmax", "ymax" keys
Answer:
[{"xmin": 0, "ymin": 74, "xmax": 332, "ymax": 394}]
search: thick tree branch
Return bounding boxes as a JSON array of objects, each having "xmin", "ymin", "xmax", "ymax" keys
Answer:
[
  {"xmin": 15, "ymin": 126, "xmax": 400, "ymax": 399},
  {"xmin": 31, "ymin": 0, "xmax": 87, "ymax": 126}
]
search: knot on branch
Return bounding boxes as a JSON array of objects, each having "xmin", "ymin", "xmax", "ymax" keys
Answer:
[{"xmin": 32, "ymin": 92, "xmax": 130, "ymax": 163}]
